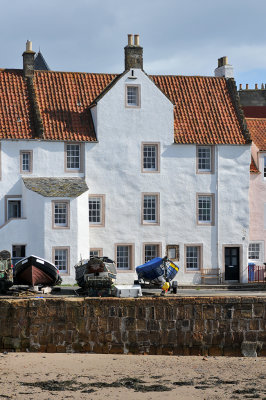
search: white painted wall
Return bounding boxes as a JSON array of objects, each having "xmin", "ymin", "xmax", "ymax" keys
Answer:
[
  {"xmin": 0, "ymin": 140, "xmax": 89, "ymax": 283},
  {"xmin": 87, "ymin": 69, "xmax": 251, "ymax": 284}
]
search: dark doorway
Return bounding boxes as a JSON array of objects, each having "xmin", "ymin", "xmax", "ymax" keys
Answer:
[
  {"xmin": 12, "ymin": 245, "xmax": 26, "ymax": 266},
  {"xmin": 225, "ymin": 247, "xmax": 240, "ymax": 281}
]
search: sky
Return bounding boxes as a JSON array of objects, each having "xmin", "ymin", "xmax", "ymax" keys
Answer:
[{"xmin": 1, "ymin": 0, "xmax": 266, "ymax": 88}]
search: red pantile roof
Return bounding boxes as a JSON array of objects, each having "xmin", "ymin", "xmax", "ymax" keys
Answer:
[
  {"xmin": 246, "ymin": 118, "xmax": 266, "ymax": 151},
  {"xmin": 250, "ymin": 156, "xmax": 260, "ymax": 173},
  {"xmin": 151, "ymin": 75, "xmax": 248, "ymax": 144},
  {"xmin": 34, "ymin": 71, "xmax": 116, "ymax": 141},
  {"xmin": 0, "ymin": 70, "xmax": 35, "ymax": 139},
  {"xmin": 0, "ymin": 69, "xmax": 250, "ymax": 144}
]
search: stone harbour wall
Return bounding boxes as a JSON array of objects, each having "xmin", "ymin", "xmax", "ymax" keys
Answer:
[{"xmin": 0, "ymin": 297, "xmax": 265, "ymax": 356}]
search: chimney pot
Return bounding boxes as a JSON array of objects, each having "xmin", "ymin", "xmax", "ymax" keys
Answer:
[
  {"xmin": 128, "ymin": 34, "xmax": 133, "ymax": 46},
  {"xmin": 214, "ymin": 56, "xmax": 233, "ymax": 78},
  {"xmin": 246, "ymin": 84, "xmax": 249, "ymax": 90},
  {"xmin": 124, "ymin": 34, "xmax": 143, "ymax": 70},
  {"xmin": 134, "ymin": 34, "xmax": 140, "ymax": 46},
  {"xmin": 261, "ymin": 83, "xmax": 265, "ymax": 89},
  {"xmin": 23, "ymin": 40, "xmax": 35, "ymax": 78},
  {"xmin": 255, "ymin": 83, "xmax": 258, "ymax": 90},
  {"xmin": 26, "ymin": 40, "xmax": 32, "ymax": 52},
  {"xmin": 239, "ymin": 84, "xmax": 242, "ymax": 90}
]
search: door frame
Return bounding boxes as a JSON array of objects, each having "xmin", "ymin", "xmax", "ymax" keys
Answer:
[{"xmin": 222, "ymin": 244, "xmax": 242, "ymax": 283}]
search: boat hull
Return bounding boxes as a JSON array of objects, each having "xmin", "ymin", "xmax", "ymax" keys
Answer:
[{"xmin": 14, "ymin": 256, "xmax": 61, "ymax": 286}]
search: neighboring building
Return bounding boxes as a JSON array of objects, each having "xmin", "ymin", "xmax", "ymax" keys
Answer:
[
  {"xmin": 238, "ymin": 84, "xmax": 266, "ymax": 266},
  {"xmin": 0, "ymin": 36, "xmax": 251, "ymax": 284},
  {"xmin": 246, "ymin": 118, "xmax": 266, "ymax": 265}
]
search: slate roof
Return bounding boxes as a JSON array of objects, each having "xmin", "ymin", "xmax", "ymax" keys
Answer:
[
  {"xmin": 34, "ymin": 51, "xmax": 50, "ymax": 71},
  {"xmin": 23, "ymin": 177, "xmax": 88, "ymax": 197},
  {"xmin": 246, "ymin": 118, "xmax": 266, "ymax": 151},
  {"xmin": 0, "ymin": 68, "xmax": 250, "ymax": 144}
]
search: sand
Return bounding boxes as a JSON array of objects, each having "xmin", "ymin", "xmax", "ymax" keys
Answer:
[{"xmin": 0, "ymin": 353, "xmax": 265, "ymax": 399}]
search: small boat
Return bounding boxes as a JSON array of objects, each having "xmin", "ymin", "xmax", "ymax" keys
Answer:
[
  {"xmin": 75, "ymin": 256, "xmax": 116, "ymax": 289},
  {"xmin": 136, "ymin": 257, "xmax": 180, "ymax": 292},
  {"xmin": 14, "ymin": 255, "xmax": 62, "ymax": 287}
]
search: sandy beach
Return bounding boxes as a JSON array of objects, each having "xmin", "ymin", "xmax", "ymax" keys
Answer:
[{"xmin": 0, "ymin": 353, "xmax": 265, "ymax": 399}]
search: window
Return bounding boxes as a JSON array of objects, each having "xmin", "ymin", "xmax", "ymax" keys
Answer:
[
  {"xmin": 52, "ymin": 201, "xmax": 69, "ymax": 228},
  {"xmin": 142, "ymin": 143, "xmax": 160, "ymax": 172},
  {"xmin": 5, "ymin": 196, "xmax": 22, "ymax": 221},
  {"xmin": 90, "ymin": 248, "xmax": 103, "ymax": 258},
  {"xmin": 248, "ymin": 243, "xmax": 262, "ymax": 261},
  {"xmin": 88, "ymin": 195, "xmax": 105, "ymax": 227},
  {"xmin": 115, "ymin": 244, "xmax": 134, "ymax": 270},
  {"xmin": 197, "ymin": 194, "xmax": 215, "ymax": 225},
  {"xmin": 142, "ymin": 193, "xmax": 160, "ymax": 225},
  {"xmin": 126, "ymin": 85, "xmax": 140, "ymax": 107},
  {"xmin": 143, "ymin": 243, "xmax": 161, "ymax": 263},
  {"xmin": 264, "ymin": 157, "xmax": 266, "ymax": 178},
  {"xmin": 197, "ymin": 146, "xmax": 214, "ymax": 173},
  {"xmin": 53, "ymin": 247, "xmax": 69, "ymax": 274},
  {"xmin": 185, "ymin": 245, "xmax": 202, "ymax": 271},
  {"xmin": 166, "ymin": 245, "xmax": 179, "ymax": 261},
  {"xmin": 20, "ymin": 151, "xmax": 32, "ymax": 173},
  {"xmin": 65, "ymin": 143, "xmax": 83, "ymax": 171}
]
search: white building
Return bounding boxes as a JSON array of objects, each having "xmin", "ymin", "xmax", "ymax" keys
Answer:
[{"xmin": 0, "ymin": 36, "xmax": 251, "ymax": 284}]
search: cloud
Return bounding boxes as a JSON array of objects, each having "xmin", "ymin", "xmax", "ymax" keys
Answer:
[{"xmin": 1, "ymin": 0, "xmax": 266, "ymax": 84}]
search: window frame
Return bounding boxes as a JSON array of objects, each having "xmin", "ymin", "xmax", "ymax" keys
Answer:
[
  {"xmin": 184, "ymin": 244, "xmax": 203, "ymax": 272},
  {"xmin": 115, "ymin": 243, "xmax": 135, "ymax": 272},
  {"xmin": 90, "ymin": 248, "xmax": 103, "ymax": 258},
  {"xmin": 64, "ymin": 142, "xmax": 84, "ymax": 173},
  {"xmin": 52, "ymin": 200, "xmax": 70, "ymax": 229},
  {"xmin": 166, "ymin": 244, "xmax": 180, "ymax": 261},
  {"xmin": 143, "ymin": 242, "xmax": 162, "ymax": 263},
  {"xmin": 248, "ymin": 242, "xmax": 264, "ymax": 262},
  {"xmin": 264, "ymin": 156, "xmax": 266, "ymax": 179},
  {"xmin": 196, "ymin": 193, "xmax": 215, "ymax": 226},
  {"xmin": 142, "ymin": 193, "xmax": 160, "ymax": 225},
  {"xmin": 88, "ymin": 194, "xmax": 105, "ymax": 227},
  {"xmin": 5, "ymin": 195, "xmax": 22, "ymax": 222},
  {"xmin": 141, "ymin": 142, "xmax": 160, "ymax": 173},
  {"xmin": 125, "ymin": 84, "xmax": 141, "ymax": 108},
  {"xmin": 196, "ymin": 145, "xmax": 215, "ymax": 174},
  {"xmin": 20, "ymin": 150, "xmax": 33, "ymax": 174},
  {"xmin": 52, "ymin": 246, "xmax": 70, "ymax": 275}
]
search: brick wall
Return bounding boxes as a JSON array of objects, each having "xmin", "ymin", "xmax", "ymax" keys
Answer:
[{"xmin": 0, "ymin": 297, "xmax": 265, "ymax": 356}]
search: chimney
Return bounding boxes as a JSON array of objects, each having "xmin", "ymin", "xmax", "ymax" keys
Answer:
[
  {"xmin": 124, "ymin": 34, "xmax": 143, "ymax": 70},
  {"xmin": 23, "ymin": 40, "xmax": 35, "ymax": 78},
  {"xmin": 214, "ymin": 56, "xmax": 234, "ymax": 78}
]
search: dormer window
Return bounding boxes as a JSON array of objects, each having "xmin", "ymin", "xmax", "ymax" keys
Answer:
[{"xmin": 126, "ymin": 85, "xmax": 140, "ymax": 107}]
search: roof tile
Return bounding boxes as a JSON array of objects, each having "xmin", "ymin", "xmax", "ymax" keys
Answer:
[
  {"xmin": 0, "ymin": 69, "xmax": 249, "ymax": 144},
  {"xmin": 246, "ymin": 118, "xmax": 266, "ymax": 151}
]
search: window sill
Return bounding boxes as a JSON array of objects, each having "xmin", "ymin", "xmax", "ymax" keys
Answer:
[{"xmin": 117, "ymin": 269, "xmax": 135, "ymax": 273}]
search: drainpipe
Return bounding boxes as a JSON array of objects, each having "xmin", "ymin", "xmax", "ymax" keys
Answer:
[{"xmin": 216, "ymin": 146, "xmax": 220, "ymax": 281}]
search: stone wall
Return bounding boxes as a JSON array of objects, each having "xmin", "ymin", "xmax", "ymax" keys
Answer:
[{"xmin": 0, "ymin": 297, "xmax": 265, "ymax": 356}]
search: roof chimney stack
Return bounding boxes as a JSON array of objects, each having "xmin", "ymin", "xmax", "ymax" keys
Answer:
[
  {"xmin": 124, "ymin": 34, "xmax": 143, "ymax": 70},
  {"xmin": 214, "ymin": 56, "xmax": 233, "ymax": 78},
  {"xmin": 23, "ymin": 40, "xmax": 35, "ymax": 78}
]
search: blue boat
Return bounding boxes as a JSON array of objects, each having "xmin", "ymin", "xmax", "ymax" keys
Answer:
[{"xmin": 136, "ymin": 257, "xmax": 179, "ymax": 292}]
